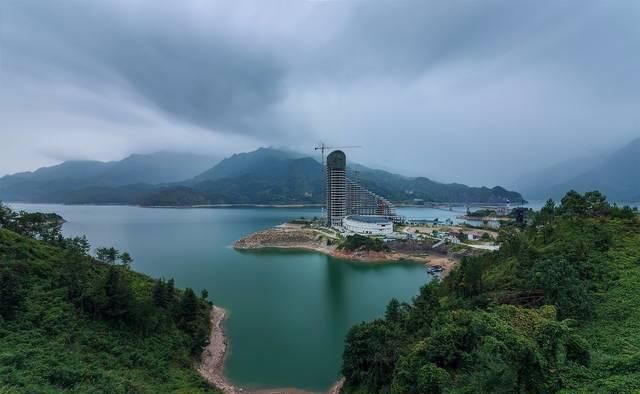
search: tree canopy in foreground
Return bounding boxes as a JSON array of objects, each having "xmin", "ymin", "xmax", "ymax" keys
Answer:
[
  {"xmin": 0, "ymin": 203, "xmax": 218, "ymax": 393},
  {"xmin": 341, "ymin": 191, "xmax": 640, "ymax": 393}
]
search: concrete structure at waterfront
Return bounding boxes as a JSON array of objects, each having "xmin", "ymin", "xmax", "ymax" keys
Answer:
[
  {"xmin": 326, "ymin": 150, "xmax": 347, "ymax": 227},
  {"xmin": 343, "ymin": 215, "xmax": 394, "ymax": 235},
  {"xmin": 325, "ymin": 150, "xmax": 397, "ymax": 228}
]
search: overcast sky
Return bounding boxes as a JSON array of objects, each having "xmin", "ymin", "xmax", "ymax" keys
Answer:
[{"xmin": 1, "ymin": 0, "xmax": 639, "ymax": 186}]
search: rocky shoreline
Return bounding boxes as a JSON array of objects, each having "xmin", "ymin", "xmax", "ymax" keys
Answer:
[
  {"xmin": 198, "ymin": 306, "xmax": 345, "ymax": 394},
  {"xmin": 211, "ymin": 225, "xmax": 477, "ymax": 392},
  {"xmin": 233, "ymin": 225, "xmax": 464, "ymax": 276}
]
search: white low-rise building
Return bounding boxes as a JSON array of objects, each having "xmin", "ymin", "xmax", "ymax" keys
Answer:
[{"xmin": 342, "ymin": 215, "xmax": 394, "ymax": 236}]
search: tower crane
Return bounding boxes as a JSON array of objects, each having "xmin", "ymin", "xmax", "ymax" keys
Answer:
[{"xmin": 314, "ymin": 143, "xmax": 361, "ymax": 167}]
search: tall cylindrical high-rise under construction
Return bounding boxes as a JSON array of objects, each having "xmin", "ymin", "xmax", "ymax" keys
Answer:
[{"xmin": 326, "ymin": 150, "xmax": 347, "ymax": 227}]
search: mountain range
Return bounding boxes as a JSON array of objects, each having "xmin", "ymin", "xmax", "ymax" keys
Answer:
[
  {"xmin": 0, "ymin": 148, "xmax": 523, "ymax": 205},
  {"xmin": 515, "ymin": 137, "xmax": 640, "ymax": 202},
  {"xmin": 0, "ymin": 152, "xmax": 217, "ymax": 203}
]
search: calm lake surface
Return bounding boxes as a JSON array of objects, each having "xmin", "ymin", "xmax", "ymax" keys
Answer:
[{"xmin": 10, "ymin": 203, "xmax": 436, "ymax": 392}]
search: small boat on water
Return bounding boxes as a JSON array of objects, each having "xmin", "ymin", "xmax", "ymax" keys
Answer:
[{"xmin": 426, "ymin": 265, "xmax": 444, "ymax": 274}]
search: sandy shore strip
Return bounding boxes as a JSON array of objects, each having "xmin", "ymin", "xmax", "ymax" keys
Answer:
[
  {"xmin": 198, "ymin": 307, "xmax": 345, "ymax": 394},
  {"xmin": 198, "ymin": 306, "xmax": 239, "ymax": 393}
]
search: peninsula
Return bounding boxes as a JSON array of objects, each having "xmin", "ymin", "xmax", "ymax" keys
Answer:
[{"xmin": 234, "ymin": 222, "xmax": 488, "ymax": 276}]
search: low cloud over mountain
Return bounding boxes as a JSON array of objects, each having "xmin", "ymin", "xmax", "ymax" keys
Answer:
[{"xmin": 2, "ymin": 1, "xmax": 640, "ymax": 185}]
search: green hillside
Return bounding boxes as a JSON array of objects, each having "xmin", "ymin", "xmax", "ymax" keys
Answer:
[
  {"xmin": 190, "ymin": 147, "xmax": 304, "ymax": 183},
  {"xmin": 354, "ymin": 167, "xmax": 523, "ymax": 204},
  {"xmin": 341, "ymin": 191, "xmax": 640, "ymax": 393},
  {"xmin": 0, "ymin": 152, "xmax": 217, "ymax": 203},
  {"xmin": 141, "ymin": 149, "xmax": 523, "ymax": 206},
  {"xmin": 0, "ymin": 148, "xmax": 523, "ymax": 205},
  {"xmin": 0, "ymin": 204, "xmax": 218, "ymax": 393}
]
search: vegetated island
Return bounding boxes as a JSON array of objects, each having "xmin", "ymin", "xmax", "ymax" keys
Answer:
[{"xmin": 234, "ymin": 221, "xmax": 490, "ymax": 276}]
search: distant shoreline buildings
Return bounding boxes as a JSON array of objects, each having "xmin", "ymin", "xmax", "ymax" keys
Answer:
[{"xmin": 325, "ymin": 150, "xmax": 397, "ymax": 230}]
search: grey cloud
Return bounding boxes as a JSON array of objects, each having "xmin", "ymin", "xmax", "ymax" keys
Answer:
[
  {"xmin": 1, "ymin": 0, "xmax": 287, "ymax": 137},
  {"xmin": 279, "ymin": 0, "xmax": 640, "ymax": 184},
  {"xmin": 1, "ymin": 0, "xmax": 640, "ymax": 186}
]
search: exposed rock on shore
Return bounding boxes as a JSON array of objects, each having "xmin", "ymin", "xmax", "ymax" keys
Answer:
[
  {"xmin": 198, "ymin": 306, "xmax": 238, "ymax": 394},
  {"xmin": 234, "ymin": 226, "xmax": 330, "ymax": 251},
  {"xmin": 234, "ymin": 225, "xmax": 472, "ymax": 276}
]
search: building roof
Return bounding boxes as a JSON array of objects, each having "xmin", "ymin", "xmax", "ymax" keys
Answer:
[
  {"xmin": 327, "ymin": 150, "xmax": 346, "ymax": 169},
  {"xmin": 344, "ymin": 215, "xmax": 393, "ymax": 224}
]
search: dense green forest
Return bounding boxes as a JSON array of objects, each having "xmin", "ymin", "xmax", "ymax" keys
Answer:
[
  {"xmin": 341, "ymin": 191, "xmax": 640, "ymax": 393},
  {"xmin": 0, "ymin": 203, "xmax": 218, "ymax": 393}
]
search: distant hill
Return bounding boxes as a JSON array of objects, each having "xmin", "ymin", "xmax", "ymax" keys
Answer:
[
  {"xmin": 513, "ymin": 156, "xmax": 606, "ymax": 198},
  {"xmin": 96, "ymin": 152, "xmax": 218, "ymax": 186},
  {"xmin": 0, "ymin": 148, "xmax": 523, "ymax": 205},
  {"xmin": 353, "ymin": 167, "xmax": 524, "ymax": 204},
  {"xmin": 141, "ymin": 148, "xmax": 523, "ymax": 206},
  {"xmin": 517, "ymin": 138, "xmax": 640, "ymax": 202},
  {"xmin": 190, "ymin": 147, "xmax": 303, "ymax": 183},
  {"xmin": 0, "ymin": 152, "xmax": 218, "ymax": 203}
]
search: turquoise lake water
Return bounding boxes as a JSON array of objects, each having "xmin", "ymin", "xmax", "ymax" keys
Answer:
[{"xmin": 9, "ymin": 204, "xmax": 436, "ymax": 392}]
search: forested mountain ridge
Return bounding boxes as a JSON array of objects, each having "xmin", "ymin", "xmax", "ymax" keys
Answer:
[
  {"xmin": 189, "ymin": 147, "xmax": 305, "ymax": 183},
  {"xmin": 0, "ymin": 203, "xmax": 218, "ymax": 393},
  {"xmin": 144, "ymin": 148, "xmax": 523, "ymax": 205},
  {"xmin": 353, "ymin": 167, "xmax": 523, "ymax": 204},
  {"xmin": 0, "ymin": 152, "xmax": 217, "ymax": 202},
  {"xmin": 0, "ymin": 148, "xmax": 523, "ymax": 205},
  {"xmin": 339, "ymin": 191, "xmax": 640, "ymax": 393}
]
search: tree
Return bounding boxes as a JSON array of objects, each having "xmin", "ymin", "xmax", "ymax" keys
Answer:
[
  {"xmin": 86, "ymin": 266, "xmax": 134, "ymax": 322},
  {"xmin": 200, "ymin": 289, "xmax": 209, "ymax": 301},
  {"xmin": 177, "ymin": 287, "xmax": 209, "ymax": 354},
  {"xmin": 391, "ymin": 349, "xmax": 449, "ymax": 394},
  {"xmin": 152, "ymin": 279, "xmax": 169, "ymax": 308},
  {"xmin": 559, "ymin": 190, "xmax": 588, "ymax": 217},
  {"xmin": 0, "ymin": 270, "xmax": 22, "ymax": 320},
  {"xmin": 611, "ymin": 204, "xmax": 636, "ymax": 219},
  {"xmin": 62, "ymin": 252, "xmax": 89, "ymax": 306},
  {"xmin": 544, "ymin": 199, "xmax": 557, "ymax": 212},
  {"xmin": 385, "ymin": 298, "xmax": 402, "ymax": 324},
  {"xmin": 407, "ymin": 282, "xmax": 440, "ymax": 335},
  {"xmin": 119, "ymin": 252, "xmax": 133, "ymax": 267},
  {"xmin": 530, "ymin": 258, "xmax": 593, "ymax": 319},
  {"xmin": 342, "ymin": 320, "xmax": 399, "ymax": 392},
  {"xmin": 65, "ymin": 235, "xmax": 91, "ymax": 256},
  {"xmin": 584, "ymin": 191, "xmax": 610, "ymax": 216},
  {"xmin": 166, "ymin": 278, "xmax": 175, "ymax": 301},
  {"xmin": 0, "ymin": 202, "xmax": 16, "ymax": 228},
  {"xmin": 96, "ymin": 247, "xmax": 119, "ymax": 264},
  {"xmin": 179, "ymin": 288, "xmax": 200, "ymax": 327},
  {"xmin": 448, "ymin": 257, "xmax": 483, "ymax": 299}
]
